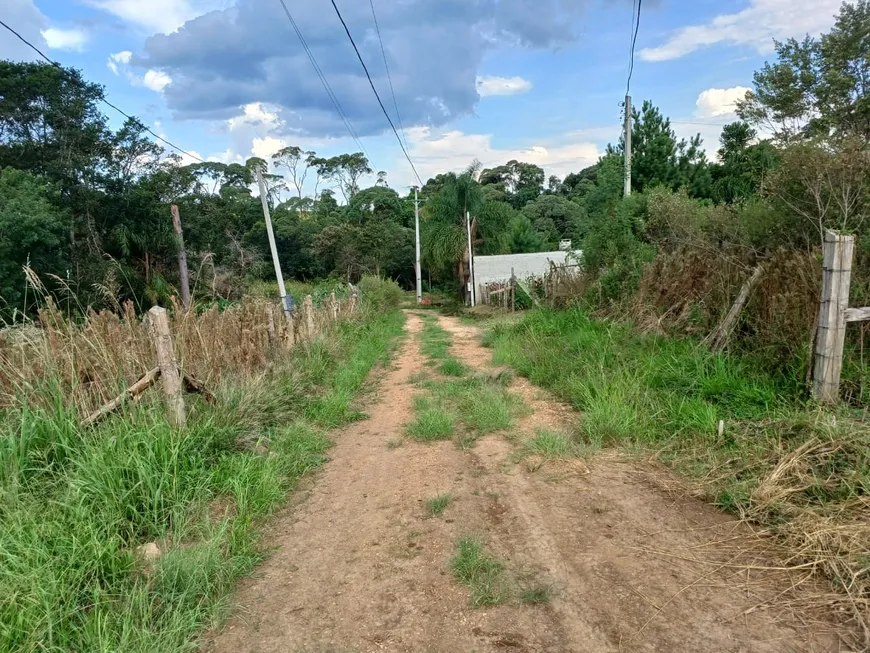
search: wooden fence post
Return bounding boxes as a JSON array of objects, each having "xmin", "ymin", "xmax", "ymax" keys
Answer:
[
  {"xmin": 330, "ymin": 291, "xmax": 338, "ymax": 321},
  {"xmin": 813, "ymin": 230, "xmax": 855, "ymax": 404},
  {"xmin": 304, "ymin": 295, "xmax": 316, "ymax": 340},
  {"xmin": 170, "ymin": 205, "xmax": 191, "ymax": 310},
  {"xmin": 147, "ymin": 306, "xmax": 187, "ymax": 428},
  {"xmin": 347, "ymin": 284, "xmax": 358, "ymax": 314}
]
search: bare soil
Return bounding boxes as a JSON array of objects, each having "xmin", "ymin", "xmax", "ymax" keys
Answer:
[{"xmin": 204, "ymin": 312, "xmax": 847, "ymax": 653}]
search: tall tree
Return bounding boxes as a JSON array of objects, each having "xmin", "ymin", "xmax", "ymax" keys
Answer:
[
  {"xmin": 738, "ymin": 1, "xmax": 870, "ymax": 143},
  {"xmin": 272, "ymin": 146, "xmax": 315, "ymax": 197}
]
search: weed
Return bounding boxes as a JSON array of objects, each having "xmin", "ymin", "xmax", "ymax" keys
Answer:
[
  {"xmin": 451, "ymin": 536, "xmax": 509, "ymax": 606},
  {"xmin": 386, "ymin": 437, "xmax": 405, "ymax": 450},
  {"xmin": 519, "ymin": 585, "xmax": 554, "ymax": 605},
  {"xmin": 425, "ymin": 493, "xmax": 453, "ymax": 517}
]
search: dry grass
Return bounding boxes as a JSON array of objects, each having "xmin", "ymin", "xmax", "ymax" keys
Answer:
[
  {"xmin": 0, "ymin": 288, "xmax": 358, "ymax": 417},
  {"xmin": 676, "ymin": 415, "xmax": 870, "ymax": 648}
]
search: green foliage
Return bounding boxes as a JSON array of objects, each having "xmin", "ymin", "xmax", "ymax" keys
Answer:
[
  {"xmin": 358, "ymin": 275, "xmax": 404, "ymax": 311},
  {"xmin": 521, "ymin": 194, "xmax": 585, "ymax": 245},
  {"xmin": 479, "ymin": 160, "xmax": 545, "ymax": 209},
  {"xmin": 0, "ymin": 169, "xmax": 68, "ymax": 310},
  {"xmin": 506, "ymin": 213, "xmax": 546, "ymax": 253}
]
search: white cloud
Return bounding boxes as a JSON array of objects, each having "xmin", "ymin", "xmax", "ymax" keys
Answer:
[
  {"xmin": 400, "ymin": 127, "xmax": 600, "ymax": 186},
  {"xmin": 252, "ymin": 136, "xmax": 287, "ymax": 160},
  {"xmin": 641, "ymin": 0, "xmax": 842, "ymax": 62},
  {"xmin": 142, "ymin": 69, "xmax": 172, "ymax": 92},
  {"xmin": 695, "ymin": 86, "xmax": 751, "ymax": 118},
  {"xmin": 41, "ymin": 27, "xmax": 88, "ymax": 51},
  {"xmin": 227, "ymin": 103, "xmax": 281, "ymax": 131},
  {"xmin": 85, "ymin": 0, "xmax": 230, "ymax": 35},
  {"xmin": 476, "ymin": 75, "xmax": 533, "ymax": 97},
  {"xmin": 107, "ymin": 50, "xmax": 132, "ymax": 75}
]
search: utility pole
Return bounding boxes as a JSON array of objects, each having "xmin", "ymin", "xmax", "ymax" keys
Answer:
[
  {"xmin": 256, "ymin": 167, "xmax": 294, "ymax": 319},
  {"xmin": 414, "ymin": 186, "xmax": 422, "ymax": 305},
  {"xmin": 170, "ymin": 204, "xmax": 191, "ymax": 310},
  {"xmin": 466, "ymin": 211, "xmax": 476, "ymax": 307},
  {"xmin": 624, "ymin": 94, "xmax": 632, "ymax": 197}
]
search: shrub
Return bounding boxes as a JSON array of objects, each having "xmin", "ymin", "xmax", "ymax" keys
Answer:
[{"xmin": 358, "ymin": 275, "xmax": 404, "ymax": 311}]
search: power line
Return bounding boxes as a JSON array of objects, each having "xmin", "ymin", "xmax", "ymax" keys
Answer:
[
  {"xmin": 368, "ymin": 0, "xmax": 409, "ymax": 151},
  {"xmin": 329, "ymin": 0, "xmax": 423, "ymax": 187},
  {"xmin": 626, "ymin": 0, "xmax": 642, "ymax": 95},
  {"xmin": 0, "ymin": 18, "xmax": 206, "ymax": 163},
  {"xmin": 275, "ymin": 0, "xmax": 374, "ymax": 164}
]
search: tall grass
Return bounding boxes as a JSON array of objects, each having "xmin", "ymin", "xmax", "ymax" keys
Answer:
[
  {"xmin": 0, "ymin": 287, "xmax": 363, "ymax": 418},
  {"xmin": 0, "ymin": 309, "xmax": 404, "ymax": 652},
  {"xmin": 484, "ymin": 308, "xmax": 870, "ymax": 644}
]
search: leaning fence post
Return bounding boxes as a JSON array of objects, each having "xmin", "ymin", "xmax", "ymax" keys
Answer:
[
  {"xmin": 147, "ymin": 306, "xmax": 186, "ymax": 428},
  {"xmin": 813, "ymin": 230, "xmax": 855, "ymax": 405}
]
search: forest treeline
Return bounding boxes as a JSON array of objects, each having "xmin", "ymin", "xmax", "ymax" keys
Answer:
[{"xmin": 1, "ymin": 0, "xmax": 869, "ymax": 328}]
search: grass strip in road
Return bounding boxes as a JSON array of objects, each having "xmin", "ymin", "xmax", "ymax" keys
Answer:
[
  {"xmin": 409, "ymin": 315, "xmax": 528, "ymax": 448},
  {"xmin": 407, "ymin": 396, "xmax": 456, "ymax": 441},
  {"xmin": 0, "ymin": 310, "xmax": 405, "ymax": 653}
]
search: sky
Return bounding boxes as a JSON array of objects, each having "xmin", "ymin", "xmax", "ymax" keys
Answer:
[{"xmin": 1, "ymin": 0, "xmax": 847, "ymax": 192}]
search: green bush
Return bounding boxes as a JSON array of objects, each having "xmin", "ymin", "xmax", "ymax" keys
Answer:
[{"xmin": 358, "ymin": 275, "xmax": 404, "ymax": 311}]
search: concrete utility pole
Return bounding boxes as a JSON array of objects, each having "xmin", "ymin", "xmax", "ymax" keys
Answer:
[
  {"xmin": 466, "ymin": 211, "xmax": 476, "ymax": 307},
  {"xmin": 170, "ymin": 204, "xmax": 191, "ymax": 310},
  {"xmin": 256, "ymin": 167, "xmax": 294, "ymax": 319},
  {"xmin": 624, "ymin": 95, "xmax": 632, "ymax": 197},
  {"xmin": 414, "ymin": 186, "xmax": 422, "ymax": 305}
]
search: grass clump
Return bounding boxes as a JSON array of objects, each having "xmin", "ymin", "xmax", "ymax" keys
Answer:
[
  {"xmin": 406, "ymin": 396, "xmax": 455, "ymax": 442},
  {"xmin": 523, "ymin": 428, "xmax": 576, "ymax": 459},
  {"xmin": 451, "ymin": 536, "xmax": 509, "ymax": 606},
  {"xmin": 438, "ymin": 357, "xmax": 467, "ymax": 377},
  {"xmin": 425, "ymin": 493, "xmax": 453, "ymax": 517},
  {"xmin": 0, "ymin": 310, "xmax": 405, "ymax": 653},
  {"xmin": 432, "ymin": 375, "xmax": 528, "ymax": 440}
]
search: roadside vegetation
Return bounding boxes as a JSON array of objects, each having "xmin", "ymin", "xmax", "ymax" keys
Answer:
[
  {"xmin": 0, "ymin": 282, "xmax": 404, "ymax": 653},
  {"xmin": 484, "ymin": 308, "xmax": 870, "ymax": 635}
]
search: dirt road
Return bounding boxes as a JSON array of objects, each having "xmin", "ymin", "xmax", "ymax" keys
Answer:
[{"xmin": 205, "ymin": 312, "xmax": 841, "ymax": 653}]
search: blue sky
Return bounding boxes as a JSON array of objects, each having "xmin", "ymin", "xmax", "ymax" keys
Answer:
[{"xmin": 2, "ymin": 0, "xmax": 846, "ymax": 191}]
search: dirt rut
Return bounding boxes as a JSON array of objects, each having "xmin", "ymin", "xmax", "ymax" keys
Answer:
[{"xmin": 205, "ymin": 312, "xmax": 842, "ymax": 653}]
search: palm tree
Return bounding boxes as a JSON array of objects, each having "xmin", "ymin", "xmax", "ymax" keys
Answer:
[{"xmin": 421, "ymin": 162, "xmax": 511, "ymax": 300}]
